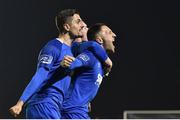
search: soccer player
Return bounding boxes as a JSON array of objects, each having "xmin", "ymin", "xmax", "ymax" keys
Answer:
[
  {"xmin": 72, "ymin": 24, "xmax": 113, "ymax": 76},
  {"xmin": 9, "ymin": 9, "xmax": 87, "ymax": 119},
  {"xmin": 9, "ymin": 9, "xmax": 112, "ymax": 118},
  {"xmin": 61, "ymin": 23, "xmax": 116, "ymax": 119}
]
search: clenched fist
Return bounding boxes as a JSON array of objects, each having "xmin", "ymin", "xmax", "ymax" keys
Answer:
[{"xmin": 9, "ymin": 100, "xmax": 24, "ymax": 117}]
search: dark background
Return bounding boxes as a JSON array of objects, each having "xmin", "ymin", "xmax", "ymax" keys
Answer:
[{"xmin": 0, "ymin": 0, "xmax": 180, "ymax": 118}]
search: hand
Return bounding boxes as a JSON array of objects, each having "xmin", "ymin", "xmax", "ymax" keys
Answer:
[
  {"xmin": 60, "ymin": 55, "xmax": 75, "ymax": 68},
  {"xmin": 88, "ymin": 102, "xmax": 91, "ymax": 112},
  {"xmin": 104, "ymin": 67, "xmax": 111, "ymax": 77},
  {"xmin": 103, "ymin": 57, "xmax": 113, "ymax": 77},
  {"xmin": 9, "ymin": 100, "xmax": 24, "ymax": 117}
]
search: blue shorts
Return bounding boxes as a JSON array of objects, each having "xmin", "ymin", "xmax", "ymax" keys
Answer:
[
  {"xmin": 62, "ymin": 111, "xmax": 90, "ymax": 119},
  {"xmin": 26, "ymin": 102, "xmax": 61, "ymax": 119}
]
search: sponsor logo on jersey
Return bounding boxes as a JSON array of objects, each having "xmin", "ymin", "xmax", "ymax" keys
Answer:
[
  {"xmin": 78, "ymin": 53, "xmax": 89, "ymax": 62},
  {"xmin": 39, "ymin": 54, "xmax": 53, "ymax": 64}
]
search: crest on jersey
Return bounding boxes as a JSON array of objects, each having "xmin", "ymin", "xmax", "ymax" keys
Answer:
[{"xmin": 39, "ymin": 54, "xmax": 53, "ymax": 64}]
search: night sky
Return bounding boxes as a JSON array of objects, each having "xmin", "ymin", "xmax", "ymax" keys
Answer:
[{"xmin": 0, "ymin": 0, "xmax": 180, "ymax": 118}]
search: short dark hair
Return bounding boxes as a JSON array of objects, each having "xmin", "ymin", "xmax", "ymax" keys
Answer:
[
  {"xmin": 87, "ymin": 23, "xmax": 106, "ymax": 40},
  {"xmin": 55, "ymin": 9, "xmax": 79, "ymax": 34}
]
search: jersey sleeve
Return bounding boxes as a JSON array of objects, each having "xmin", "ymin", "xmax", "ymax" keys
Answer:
[
  {"xmin": 19, "ymin": 67, "xmax": 49, "ymax": 103},
  {"xmin": 69, "ymin": 51, "xmax": 94, "ymax": 70},
  {"xmin": 19, "ymin": 45, "xmax": 60, "ymax": 103},
  {"xmin": 72, "ymin": 41, "xmax": 108, "ymax": 62},
  {"xmin": 37, "ymin": 45, "xmax": 59, "ymax": 71}
]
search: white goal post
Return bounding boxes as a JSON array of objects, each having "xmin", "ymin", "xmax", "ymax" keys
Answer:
[{"xmin": 123, "ymin": 110, "xmax": 180, "ymax": 119}]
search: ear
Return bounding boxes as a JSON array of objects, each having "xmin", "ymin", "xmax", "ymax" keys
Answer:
[
  {"xmin": 96, "ymin": 36, "xmax": 103, "ymax": 44},
  {"xmin": 63, "ymin": 24, "xmax": 70, "ymax": 31}
]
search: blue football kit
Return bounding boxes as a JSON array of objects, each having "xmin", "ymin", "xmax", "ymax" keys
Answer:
[
  {"xmin": 19, "ymin": 39, "xmax": 108, "ymax": 119},
  {"xmin": 62, "ymin": 46, "xmax": 106, "ymax": 119},
  {"xmin": 20, "ymin": 38, "xmax": 73, "ymax": 119}
]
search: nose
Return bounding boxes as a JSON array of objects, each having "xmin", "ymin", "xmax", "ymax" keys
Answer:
[
  {"xmin": 112, "ymin": 32, "xmax": 116, "ymax": 41},
  {"xmin": 81, "ymin": 21, "xmax": 87, "ymax": 28},
  {"xmin": 113, "ymin": 32, "xmax": 116, "ymax": 38}
]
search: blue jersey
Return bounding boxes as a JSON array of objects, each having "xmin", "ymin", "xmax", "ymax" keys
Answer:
[
  {"xmin": 20, "ymin": 38, "xmax": 73, "ymax": 107},
  {"xmin": 72, "ymin": 41, "xmax": 108, "ymax": 61},
  {"xmin": 63, "ymin": 50, "xmax": 104, "ymax": 113}
]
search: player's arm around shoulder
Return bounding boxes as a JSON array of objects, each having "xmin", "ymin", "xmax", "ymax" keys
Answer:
[
  {"xmin": 85, "ymin": 41, "xmax": 113, "ymax": 75},
  {"xmin": 60, "ymin": 55, "xmax": 75, "ymax": 68},
  {"xmin": 61, "ymin": 52, "xmax": 92, "ymax": 70}
]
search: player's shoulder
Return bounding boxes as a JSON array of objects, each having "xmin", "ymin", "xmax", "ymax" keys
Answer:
[
  {"xmin": 47, "ymin": 38, "xmax": 63, "ymax": 48},
  {"xmin": 79, "ymin": 50, "xmax": 96, "ymax": 61},
  {"xmin": 83, "ymin": 50, "xmax": 94, "ymax": 55},
  {"xmin": 46, "ymin": 38, "xmax": 63, "ymax": 47},
  {"xmin": 86, "ymin": 41, "xmax": 101, "ymax": 47},
  {"xmin": 77, "ymin": 50, "xmax": 98, "ymax": 67},
  {"xmin": 85, "ymin": 50, "xmax": 101, "ymax": 62},
  {"xmin": 42, "ymin": 38, "xmax": 63, "ymax": 53}
]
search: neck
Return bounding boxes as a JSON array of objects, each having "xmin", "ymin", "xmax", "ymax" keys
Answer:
[
  {"xmin": 74, "ymin": 38, "xmax": 82, "ymax": 42},
  {"xmin": 58, "ymin": 33, "xmax": 72, "ymax": 46}
]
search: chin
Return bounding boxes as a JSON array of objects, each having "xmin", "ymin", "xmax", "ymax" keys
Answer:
[
  {"xmin": 106, "ymin": 49, "xmax": 114, "ymax": 54},
  {"xmin": 74, "ymin": 35, "xmax": 83, "ymax": 39},
  {"xmin": 111, "ymin": 50, "xmax": 115, "ymax": 53}
]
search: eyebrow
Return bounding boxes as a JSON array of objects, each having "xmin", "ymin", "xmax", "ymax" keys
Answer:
[
  {"xmin": 76, "ymin": 18, "xmax": 81, "ymax": 22},
  {"xmin": 71, "ymin": 18, "xmax": 81, "ymax": 24}
]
